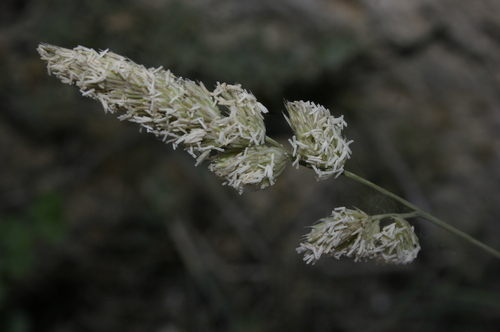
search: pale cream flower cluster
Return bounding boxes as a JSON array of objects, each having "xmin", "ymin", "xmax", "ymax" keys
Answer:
[
  {"xmin": 38, "ymin": 44, "xmax": 266, "ymax": 154},
  {"xmin": 38, "ymin": 44, "xmax": 281, "ymax": 192},
  {"xmin": 209, "ymin": 146, "xmax": 289, "ymax": 193},
  {"xmin": 39, "ymin": 43, "xmax": 421, "ymax": 265},
  {"xmin": 285, "ymin": 101, "xmax": 352, "ymax": 180},
  {"xmin": 296, "ymin": 207, "xmax": 420, "ymax": 264}
]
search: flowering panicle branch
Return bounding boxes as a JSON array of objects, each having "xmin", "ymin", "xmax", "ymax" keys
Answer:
[
  {"xmin": 296, "ymin": 208, "xmax": 420, "ymax": 264},
  {"xmin": 38, "ymin": 43, "xmax": 500, "ymax": 265}
]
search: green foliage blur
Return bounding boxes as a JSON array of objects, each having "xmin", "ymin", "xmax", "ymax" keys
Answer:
[{"xmin": 0, "ymin": 193, "xmax": 66, "ymax": 332}]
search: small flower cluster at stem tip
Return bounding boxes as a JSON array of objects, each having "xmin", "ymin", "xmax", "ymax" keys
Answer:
[
  {"xmin": 38, "ymin": 43, "xmax": 423, "ymax": 264},
  {"xmin": 296, "ymin": 207, "xmax": 420, "ymax": 265}
]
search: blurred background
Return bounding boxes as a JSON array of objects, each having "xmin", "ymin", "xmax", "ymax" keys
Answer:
[{"xmin": 1, "ymin": 0, "xmax": 500, "ymax": 331}]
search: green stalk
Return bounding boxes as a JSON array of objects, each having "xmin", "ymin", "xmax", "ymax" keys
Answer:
[
  {"xmin": 343, "ymin": 170, "xmax": 500, "ymax": 260},
  {"xmin": 372, "ymin": 211, "xmax": 421, "ymax": 220}
]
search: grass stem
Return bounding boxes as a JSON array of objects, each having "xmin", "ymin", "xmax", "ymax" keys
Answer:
[{"xmin": 343, "ymin": 170, "xmax": 500, "ymax": 260}]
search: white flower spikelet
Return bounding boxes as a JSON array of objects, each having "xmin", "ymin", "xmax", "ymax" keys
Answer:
[
  {"xmin": 285, "ymin": 101, "xmax": 352, "ymax": 180},
  {"xmin": 296, "ymin": 208, "xmax": 420, "ymax": 264},
  {"xmin": 212, "ymin": 82, "xmax": 268, "ymax": 147},
  {"xmin": 296, "ymin": 207, "xmax": 371, "ymax": 264},
  {"xmin": 374, "ymin": 216, "xmax": 421, "ymax": 264},
  {"xmin": 37, "ymin": 44, "xmax": 267, "ymax": 164},
  {"xmin": 208, "ymin": 146, "xmax": 288, "ymax": 193}
]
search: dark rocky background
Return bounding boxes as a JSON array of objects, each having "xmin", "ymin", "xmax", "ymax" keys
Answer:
[{"xmin": 1, "ymin": 0, "xmax": 500, "ymax": 331}]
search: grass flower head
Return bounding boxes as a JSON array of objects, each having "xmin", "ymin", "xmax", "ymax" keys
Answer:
[
  {"xmin": 285, "ymin": 101, "xmax": 352, "ymax": 180},
  {"xmin": 39, "ymin": 43, "xmax": 489, "ymax": 266},
  {"xmin": 37, "ymin": 44, "xmax": 268, "ymax": 165},
  {"xmin": 297, "ymin": 208, "xmax": 420, "ymax": 264},
  {"xmin": 209, "ymin": 146, "xmax": 288, "ymax": 193}
]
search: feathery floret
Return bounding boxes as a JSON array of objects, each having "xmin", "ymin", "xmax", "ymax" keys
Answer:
[
  {"xmin": 209, "ymin": 146, "xmax": 288, "ymax": 193},
  {"xmin": 285, "ymin": 101, "xmax": 352, "ymax": 180}
]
